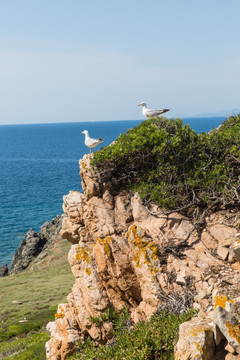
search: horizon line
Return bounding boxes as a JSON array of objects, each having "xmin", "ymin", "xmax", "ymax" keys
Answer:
[{"xmin": 0, "ymin": 115, "xmax": 228, "ymax": 127}]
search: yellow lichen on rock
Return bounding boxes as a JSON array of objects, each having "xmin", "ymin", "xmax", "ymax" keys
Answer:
[
  {"xmin": 225, "ymin": 321, "xmax": 240, "ymax": 343},
  {"xmin": 55, "ymin": 305, "xmax": 65, "ymax": 319},
  {"xmin": 194, "ymin": 341, "xmax": 203, "ymax": 354},
  {"xmin": 80, "ymin": 161, "xmax": 90, "ymax": 172},
  {"xmin": 75, "ymin": 246, "xmax": 92, "ymax": 263},
  {"xmin": 213, "ymin": 294, "xmax": 235, "ymax": 310},
  {"xmin": 188, "ymin": 326, "xmax": 212, "ymax": 337},
  {"xmin": 85, "ymin": 267, "xmax": 91, "ymax": 276},
  {"xmin": 175, "ymin": 319, "xmax": 215, "ymax": 360},
  {"xmin": 96, "ymin": 236, "xmax": 112, "ymax": 256},
  {"xmin": 127, "ymin": 224, "xmax": 146, "ymax": 247},
  {"xmin": 127, "ymin": 224, "xmax": 159, "ymax": 278}
]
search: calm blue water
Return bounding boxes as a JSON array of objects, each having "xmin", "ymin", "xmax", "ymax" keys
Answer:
[{"xmin": 0, "ymin": 117, "xmax": 225, "ymax": 266}]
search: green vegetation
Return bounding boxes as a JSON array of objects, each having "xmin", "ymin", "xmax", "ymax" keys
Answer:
[
  {"xmin": 0, "ymin": 237, "xmax": 74, "ymax": 359},
  {"xmin": 89, "ymin": 307, "xmax": 130, "ymax": 328},
  {"xmin": 92, "ymin": 115, "xmax": 240, "ymax": 219},
  {"xmin": 0, "ymin": 332, "xmax": 49, "ymax": 360},
  {"xmin": 69, "ymin": 307, "xmax": 197, "ymax": 360}
]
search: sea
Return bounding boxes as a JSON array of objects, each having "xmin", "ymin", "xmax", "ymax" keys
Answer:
[{"xmin": 0, "ymin": 117, "xmax": 225, "ymax": 267}]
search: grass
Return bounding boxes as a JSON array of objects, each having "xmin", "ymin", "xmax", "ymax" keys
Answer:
[
  {"xmin": 0, "ymin": 332, "xmax": 49, "ymax": 360},
  {"xmin": 0, "ymin": 235, "xmax": 74, "ymax": 359}
]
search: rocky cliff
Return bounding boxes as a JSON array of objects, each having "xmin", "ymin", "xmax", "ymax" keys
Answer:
[
  {"xmin": 46, "ymin": 154, "xmax": 240, "ymax": 360},
  {"xmin": 2, "ymin": 214, "xmax": 64, "ymax": 276}
]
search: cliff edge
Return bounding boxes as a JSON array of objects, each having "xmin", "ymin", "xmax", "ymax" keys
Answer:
[{"xmin": 46, "ymin": 152, "xmax": 240, "ymax": 360}]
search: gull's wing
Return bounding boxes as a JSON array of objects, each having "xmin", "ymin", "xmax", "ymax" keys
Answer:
[
  {"xmin": 85, "ymin": 138, "xmax": 103, "ymax": 148},
  {"xmin": 145, "ymin": 108, "xmax": 170, "ymax": 117}
]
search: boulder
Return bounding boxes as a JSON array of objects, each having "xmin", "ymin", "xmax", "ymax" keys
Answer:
[
  {"xmin": 214, "ymin": 306, "xmax": 240, "ymax": 353},
  {"xmin": 174, "ymin": 317, "xmax": 215, "ymax": 360}
]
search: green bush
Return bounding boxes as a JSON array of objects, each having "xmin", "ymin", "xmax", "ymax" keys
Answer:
[
  {"xmin": 89, "ymin": 307, "xmax": 129, "ymax": 327},
  {"xmin": 92, "ymin": 115, "xmax": 240, "ymax": 218},
  {"xmin": 69, "ymin": 308, "xmax": 197, "ymax": 360}
]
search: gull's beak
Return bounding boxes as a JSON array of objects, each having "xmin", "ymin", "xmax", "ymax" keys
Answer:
[
  {"xmin": 81, "ymin": 131, "xmax": 83, "ymax": 134},
  {"xmin": 138, "ymin": 103, "xmax": 141, "ymax": 106}
]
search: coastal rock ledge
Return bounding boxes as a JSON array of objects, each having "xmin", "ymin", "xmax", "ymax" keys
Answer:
[{"xmin": 46, "ymin": 154, "xmax": 240, "ymax": 360}]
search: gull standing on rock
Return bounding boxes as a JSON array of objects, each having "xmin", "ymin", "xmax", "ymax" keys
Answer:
[
  {"xmin": 138, "ymin": 102, "xmax": 170, "ymax": 118},
  {"xmin": 81, "ymin": 130, "xmax": 103, "ymax": 153}
]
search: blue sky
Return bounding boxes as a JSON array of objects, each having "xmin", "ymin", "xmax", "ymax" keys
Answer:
[{"xmin": 0, "ymin": 0, "xmax": 239, "ymax": 124}]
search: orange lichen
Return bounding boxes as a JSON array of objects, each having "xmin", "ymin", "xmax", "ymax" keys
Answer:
[
  {"xmin": 85, "ymin": 267, "xmax": 91, "ymax": 276},
  {"xmin": 148, "ymin": 242, "xmax": 159, "ymax": 261},
  {"xmin": 75, "ymin": 246, "xmax": 92, "ymax": 263},
  {"xmin": 97, "ymin": 236, "xmax": 112, "ymax": 256},
  {"xmin": 127, "ymin": 224, "xmax": 159, "ymax": 279},
  {"xmin": 55, "ymin": 305, "xmax": 65, "ymax": 319},
  {"xmin": 213, "ymin": 294, "xmax": 235, "ymax": 309},
  {"xmin": 188, "ymin": 326, "xmax": 210, "ymax": 337},
  {"xmin": 81, "ymin": 161, "xmax": 90, "ymax": 172},
  {"xmin": 194, "ymin": 342, "xmax": 203, "ymax": 354},
  {"xmin": 226, "ymin": 321, "xmax": 240, "ymax": 343},
  {"xmin": 231, "ymin": 240, "xmax": 240, "ymax": 247},
  {"xmin": 127, "ymin": 224, "xmax": 147, "ymax": 247}
]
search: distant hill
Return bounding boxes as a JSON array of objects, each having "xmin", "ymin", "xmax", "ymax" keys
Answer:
[{"xmin": 192, "ymin": 109, "xmax": 240, "ymax": 118}]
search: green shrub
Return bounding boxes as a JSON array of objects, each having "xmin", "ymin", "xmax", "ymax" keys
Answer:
[
  {"xmin": 92, "ymin": 115, "xmax": 240, "ymax": 219},
  {"xmin": 90, "ymin": 307, "xmax": 129, "ymax": 327},
  {"xmin": 69, "ymin": 308, "xmax": 197, "ymax": 360}
]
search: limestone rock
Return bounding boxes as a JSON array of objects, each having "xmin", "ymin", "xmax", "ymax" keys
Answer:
[
  {"xmin": 174, "ymin": 317, "xmax": 215, "ymax": 360},
  {"xmin": 46, "ymin": 304, "xmax": 81, "ymax": 360},
  {"xmin": 225, "ymin": 343, "xmax": 237, "ymax": 354},
  {"xmin": 217, "ymin": 245, "xmax": 229, "ymax": 260},
  {"xmin": 79, "ymin": 155, "xmax": 103, "ymax": 198},
  {"xmin": 229, "ymin": 240, "xmax": 240, "ymax": 263},
  {"xmin": 212, "ymin": 281, "xmax": 240, "ymax": 312},
  {"xmin": 214, "ymin": 306, "xmax": 240, "ymax": 352},
  {"xmin": 209, "ymin": 224, "xmax": 237, "ymax": 247},
  {"xmin": 225, "ymin": 354, "xmax": 240, "ymax": 360}
]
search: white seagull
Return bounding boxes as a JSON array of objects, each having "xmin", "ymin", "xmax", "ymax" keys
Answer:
[
  {"xmin": 138, "ymin": 102, "xmax": 170, "ymax": 118},
  {"xmin": 81, "ymin": 130, "xmax": 103, "ymax": 153}
]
